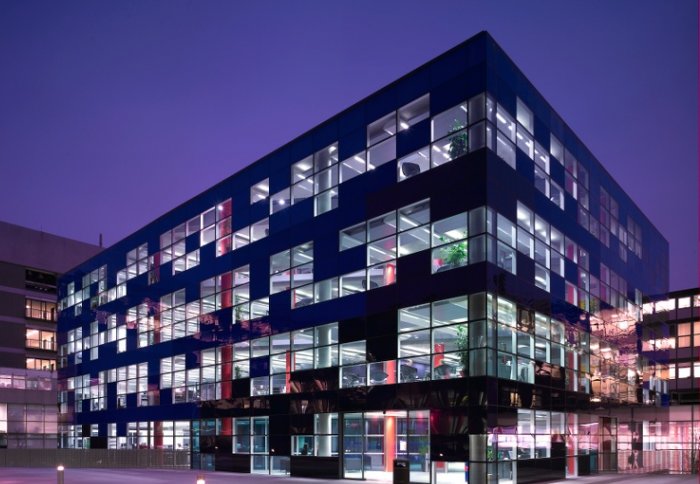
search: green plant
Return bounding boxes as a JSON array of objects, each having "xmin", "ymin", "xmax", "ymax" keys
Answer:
[
  {"xmin": 456, "ymin": 324, "xmax": 469, "ymax": 374},
  {"xmin": 448, "ymin": 119, "xmax": 468, "ymax": 159},
  {"xmin": 441, "ymin": 240, "xmax": 468, "ymax": 267},
  {"xmin": 486, "ymin": 444, "xmax": 495, "ymax": 461},
  {"xmin": 418, "ymin": 442, "xmax": 430, "ymax": 456},
  {"xmin": 234, "ymin": 305, "xmax": 244, "ymax": 324}
]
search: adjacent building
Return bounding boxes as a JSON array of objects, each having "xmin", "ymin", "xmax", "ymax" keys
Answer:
[
  {"xmin": 56, "ymin": 32, "xmax": 671, "ymax": 483},
  {"xmin": 0, "ymin": 221, "xmax": 101, "ymax": 449},
  {"xmin": 642, "ymin": 289, "xmax": 700, "ymax": 474}
]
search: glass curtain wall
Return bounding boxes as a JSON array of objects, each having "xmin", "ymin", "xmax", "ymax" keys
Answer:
[{"xmin": 343, "ymin": 410, "xmax": 429, "ymax": 482}]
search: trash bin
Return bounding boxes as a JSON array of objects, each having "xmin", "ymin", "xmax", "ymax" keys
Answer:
[{"xmin": 393, "ymin": 459, "xmax": 410, "ymax": 484}]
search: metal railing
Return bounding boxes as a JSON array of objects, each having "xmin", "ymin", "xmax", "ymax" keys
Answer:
[
  {"xmin": 0, "ymin": 368, "xmax": 54, "ymax": 391},
  {"xmin": 617, "ymin": 449, "xmax": 683, "ymax": 474},
  {"xmin": 25, "ymin": 308, "xmax": 56, "ymax": 321},
  {"xmin": 25, "ymin": 339, "xmax": 57, "ymax": 351},
  {"xmin": 0, "ymin": 449, "xmax": 190, "ymax": 469}
]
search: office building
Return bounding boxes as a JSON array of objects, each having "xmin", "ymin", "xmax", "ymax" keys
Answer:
[
  {"xmin": 0, "ymin": 221, "xmax": 100, "ymax": 448},
  {"xmin": 57, "ymin": 32, "xmax": 670, "ymax": 483},
  {"xmin": 642, "ymin": 289, "xmax": 700, "ymax": 474}
]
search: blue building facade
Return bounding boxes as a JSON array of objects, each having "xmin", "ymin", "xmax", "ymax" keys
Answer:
[{"xmin": 57, "ymin": 32, "xmax": 669, "ymax": 483}]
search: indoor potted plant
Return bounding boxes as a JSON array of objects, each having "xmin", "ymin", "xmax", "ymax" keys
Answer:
[
  {"xmin": 448, "ymin": 119, "xmax": 468, "ymax": 159},
  {"xmin": 438, "ymin": 240, "xmax": 468, "ymax": 271}
]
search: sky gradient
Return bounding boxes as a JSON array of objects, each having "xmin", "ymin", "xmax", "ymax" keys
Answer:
[{"xmin": 0, "ymin": 1, "xmax": 697, "ymax": 291}]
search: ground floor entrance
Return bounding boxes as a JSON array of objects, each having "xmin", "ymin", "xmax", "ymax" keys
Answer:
[
  {"xmin": 342, "ymin": 410, "xmax": 430, "ymax": 482},
  {"xmin": 195, "ymin": 409, "xmax": 630, "ymax": 482}
]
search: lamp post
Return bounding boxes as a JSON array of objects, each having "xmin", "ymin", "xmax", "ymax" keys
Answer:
[
  {"xmin": 57, "ymin": 465, "xmax": 65, "ymax": 484},
  {"xmin": 195, "ymin": 475, "xmax": 205, "ymax": 484}
]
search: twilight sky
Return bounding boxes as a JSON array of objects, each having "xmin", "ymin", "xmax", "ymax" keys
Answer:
[{"xmin": 0, "ymin": 1, "xmax": 697, "ymax": 291}]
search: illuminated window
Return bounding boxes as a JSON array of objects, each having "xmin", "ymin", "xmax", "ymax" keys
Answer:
[
  {"xmin": 565, "ymin": 282, "xmax": 577, "ymax": 307},
  {"xmin": 431, "ymin": 212, "xmax": 468, "ymax": 273},
  {"xmin": 495, "ymin": 130, "xmax": 516, "ymax": 169},
  {"xmin": 124, "ymin": 243, "xmax": 149, "ymax": 281},
  {"xmin": 677, "ymin": 362, "xmax": 691, "ymax": 379},
  {"xmin": 291, "ymin": 156, "xmax": 313, "ymax": 201},
  {"xmin": 516, "ymin": 98, "xmax": 533, "ymax": 134},
  {"xmin": 339, "ymin": 223, "xmax": 365, "ymax": 251},
  {"xmin": 26, "ymin": 358, "xmax": 55, "ymax": 371},
  {"xmin": 368, "ymin": 112, "xmax": 396, "ymax": 147},
  {"xmin": 270, "ymin": 188, "xmax": 291, "ymax": 215},
  {"xmin": 398, "ymin": 94, "xmax": 429, "ymax": 131},
  {"xmin": 432, "ymin": 104, "xmax": 467, "ymax": 142},
  {"xmin": 314, "ymin": 187, "xmax": 338, "ymax": 216},
  {"xmin": 398, "ymin": 148, "xmax": 430, "ymax": 181},
  {"xmin": 550, "ymin": 181, "xmax": 564, "ymax": 210},
  {"xmin": 550, "ymin": 134, "xmax": 563, "ymax": 163},
  {"xmin": 115, "ymin": 363, "xmax": 148, "ymax": 408},
  {"xmin": 251, "ymin": 219, "xmax": 270, "ymax": 243},
  {"xmin": 535, "ymin": 264, "xmax": 550, "ymax": 292},
  {"xmin": 398, "ymin": 200, "xmax": 430, "ymax": 256},
  {"xmin": 270, "ymin": 242, "xmax": 313, "ymax": 297},
  {"xmin": 516, "ymin": 126, "xmax": 534, "ymax": 159},
  {"xmin": 25, "ymin": 299, "xmax": 56, "ymax": 321},
  {"xmin": 677, "ymin": 323, "xmax": 691, "ymax": 348},
  {"xmin": 367, "ymin": 137, "xmax": 395, "ymax": 170},
  {"xmin": 340, "ymin": 152, "xmax": 366, "ymax": 183},
  {"xmin": 25, "ymin": 329, "xmax": 56, "ymax": 351},
  {"xmin": 250, "ymin": 178, "xmax": 269, "ymax": 205}
]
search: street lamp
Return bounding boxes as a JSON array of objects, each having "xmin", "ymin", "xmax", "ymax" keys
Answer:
[
  {"xmin": 57, "ymin": 465, "xmax": 65, "ymax": 484},
  {"xmin": 196, "ymin": 475, "xmax": 205, "ymax": 484}
]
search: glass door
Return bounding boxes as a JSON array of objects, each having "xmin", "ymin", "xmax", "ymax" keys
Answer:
[
  {"xmin": 343, "ymin": 413, "xmax": 364, "ymax": 479},
  {"xmin": 364, "ymin": 411, "xmax": 390, "ymax": 481},
  {"xmin": 403, "ymin": 410, "xmax": 430, "ymax": 483},
  {"xmin": 342, "ymin": 411, "xmax": 430, "ymax": 482}
]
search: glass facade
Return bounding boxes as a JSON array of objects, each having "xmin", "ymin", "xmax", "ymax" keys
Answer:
[
  {"xmin": 642, "ymin": 289, "xmax": 700, "ymax": 474},
  {"xmin": 57, "ymin": 32, "xmax": 671, "ymax": 482}
]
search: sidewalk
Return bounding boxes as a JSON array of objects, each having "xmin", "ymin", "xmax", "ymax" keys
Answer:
[
  {"xmin": 543, "ymin": 473, "xmax": 696, "ymax": 484},
  {"xmin": 0, "ymin": 468, "xmax": 696, "ymax": 484}
]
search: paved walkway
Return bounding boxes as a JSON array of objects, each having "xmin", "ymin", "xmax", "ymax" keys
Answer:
[
  {"xmin": 544, "ymin": 474, "xmax": 696, "ymax": 484},
  {"xmin": 0, "ymin": 468, "xmax": 696, "ymax": 484}
]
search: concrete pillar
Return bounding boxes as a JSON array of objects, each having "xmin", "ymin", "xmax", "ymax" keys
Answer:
[
  {"xmin": 317, "ymin": 279, "xmax": 332, "ymax": 302},
  {"xmin": 317, "ymin": 414, "xmax": 331, "ymax": 456},
  {"xmin": 384, "ymin": 416, "xmax": 396, "ymax": 472},
  {"xmin": 469, "ymin": 434, "xmax": 487, "ymax": 483},
  {"xmin": 317, "ymin": 326, "xmax": 331, "ymax": 368}
]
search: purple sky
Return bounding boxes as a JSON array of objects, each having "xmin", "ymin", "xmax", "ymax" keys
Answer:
[{"xmin": 0, "ymin": 1, "xmax": 697, "ymax": 291}]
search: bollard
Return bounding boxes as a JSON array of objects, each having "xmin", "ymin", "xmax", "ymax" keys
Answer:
[
  {"xmin": 57, "ymin": 465, "xmax": 65, "ymax": 484},
  {"xmin": 196, "ymin": 475, "xmax": 205, "ymax": 484}
]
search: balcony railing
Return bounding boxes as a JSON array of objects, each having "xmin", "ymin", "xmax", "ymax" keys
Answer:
[
  {"xmin": 0, "ymin": 369, "xmax": 54, "ymax": 391},
  {"xmin": 25, "ymin": 339, "xmax": 56, "ymax": 351},
  {"xmin": 24, "ymin": 309, "xmax": 56, "ymax": 322}
]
